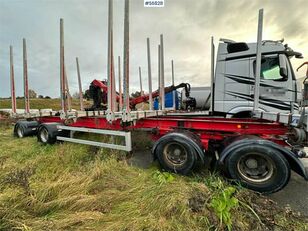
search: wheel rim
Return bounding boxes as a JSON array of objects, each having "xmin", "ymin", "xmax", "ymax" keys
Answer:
[
  {"xmin": 40, "ymin": 128, "xmax": 49, "ymax": 143},
  {"xmin": 237, "ymin": 153, "xmax": 275, "ymax": 183},
  {"xmin": 163, "ymin": 142, "xmax": 188, "ymax": 166},
  {"xmin": 17, "ymin": 126, "xmax": 23, "ymax": 138}
]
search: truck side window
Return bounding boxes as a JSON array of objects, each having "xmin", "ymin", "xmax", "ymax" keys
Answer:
[{"xmin": 254, "ymin": 56, "xmax": 287, "ymax": 81}]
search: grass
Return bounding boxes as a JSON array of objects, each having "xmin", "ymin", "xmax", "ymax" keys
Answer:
[
  {"xmin": 0, "ymin": 98, "xmax": 92, "ymax": 111},
  {"xmin": 0, "ymin": 121, "xmax": 307, "ymax": 231}
]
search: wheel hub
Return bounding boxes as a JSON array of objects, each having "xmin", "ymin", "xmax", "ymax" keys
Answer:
[
  {"xmin": 237, "ymin": 153, "xmax": 274, "ymax": 183},
  {"xmin": 163, "ymin": 142, "xmax": 188, "ymax": 166},
  {"xmin": 17, "ymin": 127, "xmax": 23, "ymax": 138},
  {"xmin": 174, "ymin": 149, "xmax": 181, "ymax": 156},
  {"xmin": 245, "ymin": 158, "xmax": 258, "ymax": 169},
  {"xmin": 40, "ymin": 128, "xmax": 49, "ymax": 143}
]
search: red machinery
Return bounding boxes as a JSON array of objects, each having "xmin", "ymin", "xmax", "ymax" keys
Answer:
[{"xmin": 88, "ymin": 79, "xmax": 195, "ymax": 110}]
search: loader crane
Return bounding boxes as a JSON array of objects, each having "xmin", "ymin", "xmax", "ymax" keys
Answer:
[{"xmin": 87, "ymin": 79, "xmax": 196, "ymax": 110}]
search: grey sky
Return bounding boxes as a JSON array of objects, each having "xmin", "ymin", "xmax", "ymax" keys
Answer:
[{"xmin": 0, "ymin": 0, "xmax": 307, "ymax": 98}]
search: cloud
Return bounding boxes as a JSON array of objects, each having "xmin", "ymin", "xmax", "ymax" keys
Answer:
[{"xmin": 0, "ymin": 0, "xmax": 307, "ymax": 99}]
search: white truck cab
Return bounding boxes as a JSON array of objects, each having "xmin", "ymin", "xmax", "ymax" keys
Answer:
[{"xmin": 212, "ymin": 39, "xmax": 303, "ymax": 117}]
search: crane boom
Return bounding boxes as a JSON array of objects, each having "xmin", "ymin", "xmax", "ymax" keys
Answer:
[{"xmin": 88, "ymin": 80, "xmax": 194, "ymax": 110}]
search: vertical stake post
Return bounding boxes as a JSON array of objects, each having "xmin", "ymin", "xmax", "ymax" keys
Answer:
[
  {"xmin": 118, "ymin": 56, "xmax": 123, "ymax": 111},
  {"xmin": 253, "ymin": 9, "xmax": 263, "ymax": 111},
  {"xmin": 171, "ymin": 60, "xmax": 175, "ymax": 110},
  {"xmin": 210, "ymin": 36, "xmax": 215, "ymax": 113},
  {"xmin": 160, "ymin": 34, "xmax": 165, "ymax": 110},
  {"xmin": 76, "ymin": 57, "xmax": 84, "ymax": 111},
  {"xmin": 60, "ymin": 18, "xmax": 66, "ymax": 112},
  {"xmin": 111, "ymin": 33, "xmax": 116, "ymax": 112},
  {"xmin": 123, "ymin": 0, "xmax": 130, "ymax": 114},
  {"xmin": 139, "ymin": 66, "xmax": 143, "ymax": 95},
  {"xmin": 147, "ymin": 38, "xmax": 153, "ymax": 110},
  {"xmin": 10, "ymin": 46, "xmax": 16, "ymax": 114},
  {"xmin": 158, "ymin": 44, "xmax": 161, "ymax": 109},
  {"xmin": 107, "ymin": 0, "xmax": 113, "ymax": 113},
  {"xmin": 65, "ymin": 69, "xmax": 71, "ymax": 111},
  {"xmin": 112, "ymin": 53, "xmax": 116, "ymax": 111},
  {"xmin": 23, "ymin": 38, "xmax": 30, "ymax": 113}
]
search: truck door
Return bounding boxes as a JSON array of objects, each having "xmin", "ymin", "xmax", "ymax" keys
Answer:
[
  {"xmin": 249, "ymin": 54, "xmax": 294, "ymax": 112},
  {"xmin": 223, "ymin": 57, "xmax": 251, "ymax": 113}
]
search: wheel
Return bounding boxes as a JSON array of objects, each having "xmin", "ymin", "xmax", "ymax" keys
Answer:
[
  {"xmin": 37, "ymin": 125, "xmax": 57, "ymax": 144},
  {"xmin": 154, "ymin": 134, "xmax": 196, "ymax": 175},
  {"xmin": 14, "ymin": 121, "xmax": 39, "ymax": 138},
  {"xmin": 225, "ymin": 144, "xmax": 290, "ymax": 193},
  {"xmin": 232, "ymin": 111, "xmax": 252, "ymax": 118},
  {"xmin": 14, "ymin": 124, "xmax": 25, "ymax": 138}
]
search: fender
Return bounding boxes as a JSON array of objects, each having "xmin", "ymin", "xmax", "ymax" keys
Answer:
[
  {"xmin": 14, "ymin": 120, "xmax": 39, "ymax": 136},
  {"xmin": 152, "ymin": 131, "xmax": 206, "ymax": 164},
  {"xmin": 219, "ymin": 138, "xmax": 308, "ymax": 180},
  {"xmin": 38, "ymin": 122, "xmax": 68, "ymax": 139},
  {"xmin": 226, "ymin": 106, "xmax": 265, "ymax": 118}
]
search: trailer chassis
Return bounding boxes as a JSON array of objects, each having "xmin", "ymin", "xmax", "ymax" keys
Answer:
[
  {"xmin": 14, "ymin": 111, "xmax": 308, "ymax": 194},
  {"xmin": 8, "ymin": 6, "xmax": 308, "ymax": 194}
]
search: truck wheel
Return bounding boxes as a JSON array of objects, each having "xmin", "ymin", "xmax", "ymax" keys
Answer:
[
  {"xmin": 14, "ymin": 121, "xmax": 39, "ymax": 138},
  {"xmin": 14, "ymin": 124, "xmax": 25, "ymax": 138},
  {"xmin": 225, "ymin": 144, "xmax": 290, "ymax": 193},
  {"xmin": 154, "ymin": 135, "xmax": 196, "ymax": 175},
  {"xmin": 37, "ymin": 124, "xmax": 57, "ymax": 145}
]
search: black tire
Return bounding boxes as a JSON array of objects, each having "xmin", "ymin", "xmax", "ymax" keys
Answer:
[
  {"xmin": 14, "ymin": 123, "xmax": 25, "ymax": 138},
  {"xmin": 154, "ymin": 135, "xmax": 197, "ymax": 175},
  {"xmin": 14, "ymin": 121, "xmax": 39, "ymax": 138},
  {"xmin": 232, "ymin": 111, "xmax": 252, "ymax": 118},
  {"xmin": 225, "ymin": 144, "xmax": 290, "ymax": 194},
  {"xmin": 37, "ymin": 124, "xmax": 57, "ymax": 145}
]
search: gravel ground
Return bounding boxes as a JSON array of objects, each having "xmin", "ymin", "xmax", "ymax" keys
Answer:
[{"xmin": 269, "ymin": 158, "xmax": 308, "ymax": 217}]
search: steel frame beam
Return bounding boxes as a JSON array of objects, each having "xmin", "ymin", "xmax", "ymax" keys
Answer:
[
  {"xmin": 37, "ymin": 114, "xmax": 288, "ymax": 150},
  {"xmin": 57, "ymin": 125, "xmax": 132, "ymax": 151}
]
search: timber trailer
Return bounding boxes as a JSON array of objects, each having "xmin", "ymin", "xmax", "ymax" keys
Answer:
[{"xmin": 9, "ymin": 5, "xmax": 308, "ymax": 194}]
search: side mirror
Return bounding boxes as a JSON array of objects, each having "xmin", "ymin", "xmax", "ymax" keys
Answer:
[
  {"xmin": 279, "ymin": 54, "xmax": 288, "ymax": 78},
  {"xmin": 280, "ymin": 67, "xmax": 287, "ymax": 78}
]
